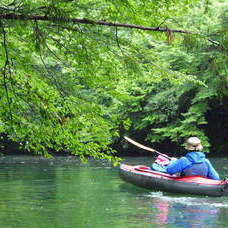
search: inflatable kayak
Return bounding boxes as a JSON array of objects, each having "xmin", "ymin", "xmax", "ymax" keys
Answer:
[{"xmin": 119, "ymin": 163, "xmax": 228, "ymax": 197}]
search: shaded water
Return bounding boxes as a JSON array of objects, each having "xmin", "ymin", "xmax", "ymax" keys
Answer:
[{"xmin": 0, "ymin": 156, "xmax": 227, "ymax": 228}]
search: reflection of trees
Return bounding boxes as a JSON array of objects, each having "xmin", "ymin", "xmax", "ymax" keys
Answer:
[
  {"xmin": 0, "ymin": 157, "xmax": 126, "ymax": 227},
  {"xmin": 54, "ymin": 165, "xmax": 124, "ymax": 227},
  {"xmin": 0, "ymin": 157, "xmax": 226, "ymax": 227},
  {"xmin": 0, "ymin": 159, "xmax": 70, "ymax": 226},
  {"xmin": 0, "ymin": 157, "xmax": 58, "ymax": 227}
]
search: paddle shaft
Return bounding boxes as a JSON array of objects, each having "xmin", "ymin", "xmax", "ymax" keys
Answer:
[{"xmin": 124, "ymin": 136, "xmax": 172, "ymax": 160}]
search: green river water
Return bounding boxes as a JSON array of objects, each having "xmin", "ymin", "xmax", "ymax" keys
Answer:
[{"xmin": 0, "ymin": 155, "xmax": 227, "ymax": 228}]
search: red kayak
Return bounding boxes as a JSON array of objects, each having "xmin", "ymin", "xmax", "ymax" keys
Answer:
[{"xmin": 119, "ymin": 163, "xmax": 228, "ymax": 197}]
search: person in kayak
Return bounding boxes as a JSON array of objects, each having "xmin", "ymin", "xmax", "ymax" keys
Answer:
[{"xmin": 165, "ymin": 137, "xmax": 220, "ymax": 180}]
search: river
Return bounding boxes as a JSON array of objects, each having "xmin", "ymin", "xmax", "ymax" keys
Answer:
[{"xmin": 0, "ymin": 155, "xmax": 227, "ymax": 227}]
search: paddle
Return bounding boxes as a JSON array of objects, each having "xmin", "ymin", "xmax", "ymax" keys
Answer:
[{"xmin": 124, "ymin": 136, "xmax": 172, "ymax": 160}]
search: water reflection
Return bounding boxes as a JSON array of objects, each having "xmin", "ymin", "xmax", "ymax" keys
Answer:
[
  {"xmin": 120, "ymin": 156, "xmax": 228, "ymax": 227},
  {"xmin": 147, "ymin": 192, "xmax": 226, "ymax": 227},
  {"xmin": 154, "ymin": 199, "xmax": 169, "ymax": 227},
  {"xmin": 0, "ymin": 156, "xmax": 227, "ymax": 228}
]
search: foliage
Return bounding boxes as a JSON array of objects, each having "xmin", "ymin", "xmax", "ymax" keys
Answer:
[
  {"xmin": 0, "ymin": 0, "xmax": 201, "ymax": 161},
  {"xmin": 119, "ymin": 0, "xmax": 228, "ymax": 153},
  {"xmin": 1, "ymin": 0, "xmax": 227, "ymax": 159}
]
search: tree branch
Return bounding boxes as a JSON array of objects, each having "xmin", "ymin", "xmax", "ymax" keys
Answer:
[
  {"xmin": 1, "ymin": 22, "xmax": 13, "ymax": 122},
  {"xmin": 0, "ymin": 13, "xmax": 189, "ymax": 34}
]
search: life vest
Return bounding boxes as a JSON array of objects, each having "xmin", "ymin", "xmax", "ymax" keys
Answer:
[{"xmin": 182, "ymin": 162, "xmax": 209, "ymax": 177}]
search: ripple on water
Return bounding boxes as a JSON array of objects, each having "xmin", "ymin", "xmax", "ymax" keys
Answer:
[{"xmin": 145, "ymin": 191, "xmax": 228, "ymax": 208}]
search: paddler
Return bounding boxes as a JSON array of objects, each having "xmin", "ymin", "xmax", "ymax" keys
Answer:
[{"xmin": 165, "ymin": 137, "xmax": 220, "ymax": 180}]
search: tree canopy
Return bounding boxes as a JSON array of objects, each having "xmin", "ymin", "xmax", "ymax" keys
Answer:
[
  {"xmin": 0, "ymin": 0, "xmax": 227, "ymax": 161},
  {"xmin": 118, "ymin": 0, "xmax": 228, "ymax": 154}
]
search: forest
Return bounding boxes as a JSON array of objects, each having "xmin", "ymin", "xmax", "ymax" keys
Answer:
[{"xmin": 0, "ymin": 0, "xmax": 227, "ymax": 162}]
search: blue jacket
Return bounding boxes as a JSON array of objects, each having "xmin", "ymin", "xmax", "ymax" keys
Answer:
[{"xmin": 166, "ymin": 151, "xmax": 220, "ymax": 180}]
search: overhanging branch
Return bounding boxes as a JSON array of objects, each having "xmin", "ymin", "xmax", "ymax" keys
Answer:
[{"xmin": 0, "ymin": 13, "xmax": 189, "ymax": 34}]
